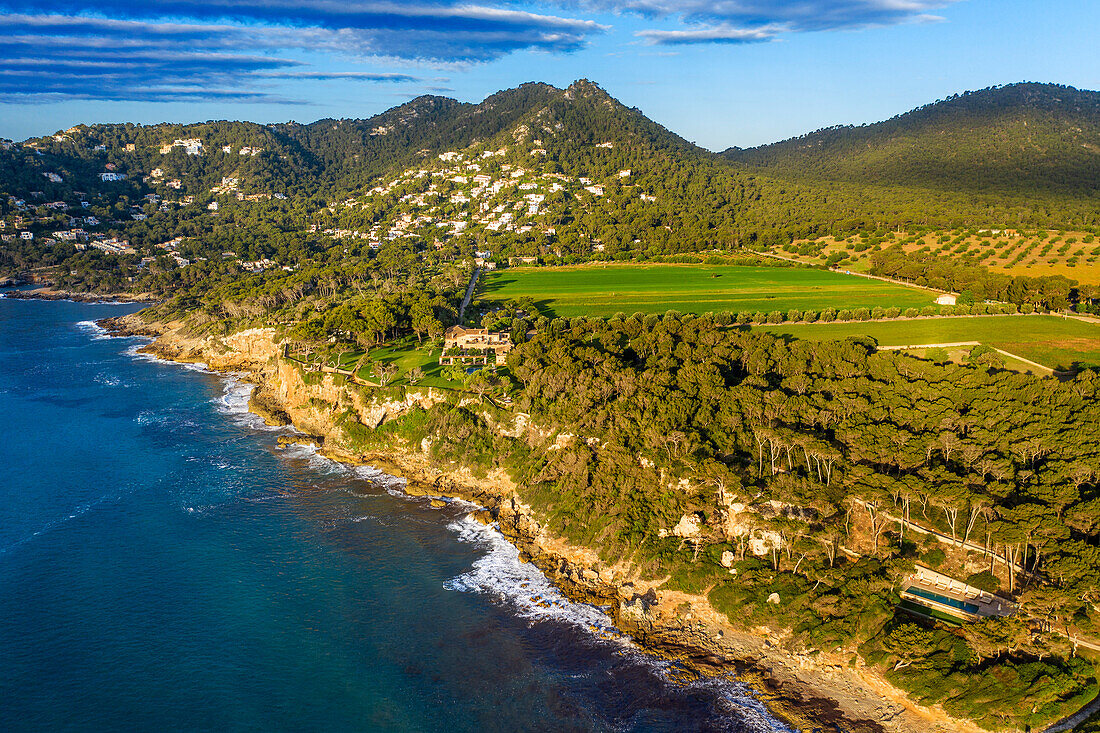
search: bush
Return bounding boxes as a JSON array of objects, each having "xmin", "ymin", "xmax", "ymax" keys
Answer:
[
  {"xmin": 923, "ymin": 547, "xmax": 947, "ymax": 567},
  {"xmin": 965, "ymin": 571, "xmax": 1000, "ymax": 593}
]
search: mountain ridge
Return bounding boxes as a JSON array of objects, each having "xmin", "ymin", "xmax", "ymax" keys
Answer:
[{"xmin": 723, "ymin": 82, "xmax": 1100, "ymax": 196}]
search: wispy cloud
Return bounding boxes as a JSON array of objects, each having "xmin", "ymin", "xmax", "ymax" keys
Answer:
[
  {"xmin": 0, "ymin": 3, "xmax": 606, "ymax": 102},
  {"xmin": 0, "ymin": 1, "xmax": 959, "ymax": 103},
  {"xmin": 636, "ymin": 25, "xmax": 779, "ymax": 46},
  {"xmin": 0, "ymin": 2, "xmax": 607, "ymax": 61},
  {"xmin": 575, "ymin": 0, "xmax": 959, "ymax": 46}
]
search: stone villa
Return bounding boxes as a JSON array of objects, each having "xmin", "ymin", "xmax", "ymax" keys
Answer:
[{"xmin": 440, "ymin": 326, "xmax": 512, "ymax": 366}]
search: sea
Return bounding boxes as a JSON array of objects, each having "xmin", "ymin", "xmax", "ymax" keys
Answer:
[{"xmin": 0, "ymin": 295, "xmax": 793, "ymax": 732}]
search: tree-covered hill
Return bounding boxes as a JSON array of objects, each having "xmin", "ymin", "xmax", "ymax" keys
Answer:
[
  {"xmin": 723, "ymin": 83, "xmax": 1100, "ymax": 197},
  {"xmin": 275, "ymin": 83, "xmax": 566, "ymax": 194},
  {"xmin": 4, "ymin": 79, "xmax": 1100, "ymax": 301}
]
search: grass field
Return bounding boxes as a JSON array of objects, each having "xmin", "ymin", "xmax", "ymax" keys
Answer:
[
  {"xmin": 757, "ymin": 315, "xmax": 1100, "ymax": 371},
  {"xmin": 477, "ymin": 264, "xmax": 934, "ymax": 317},
  {"xmin": 302, "ymin": 338, "xmax": 463, "ymax": 389}
]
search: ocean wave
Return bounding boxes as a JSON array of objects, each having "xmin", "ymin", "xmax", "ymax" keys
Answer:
[
  {"xmin": 135, "ymin": 409, "xmax": 200, "ymax": 430},
  {"xmin": 124, "ymin": 342, "xmax": 211, "ymax": 373},
  {"xmin": 444, "ymin": 515, "xmax": 793, "ymax": 733},
  {"xmin": 0, "ymin": 496, "xmax": 111, "ymax": 556},
  {"xmin": 444, "ymin": 515, "xmax": 623, "ymax": 638},
  {"xmin": 275, "ymin": 441, "xmax": 417, "ymax": 499},
  {"xmin": 683, "ymin": 676, "xmax": 797, "ymax": 732},
  {"xmin": 75, "ymin": 320, "xmax": 112, "ymax": 340},
  {"xmin": 209, "ymin": 378, "xmax": 289, "ymax": 433}
]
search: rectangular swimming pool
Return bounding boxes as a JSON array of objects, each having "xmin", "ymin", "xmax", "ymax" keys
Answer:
[{"xmin": 905, "ymin": 586, "xmax": 980, "ymax": 614}]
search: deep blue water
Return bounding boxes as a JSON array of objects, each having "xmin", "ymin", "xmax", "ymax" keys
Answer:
[{"xmin": 0, "ymin": 296, "xmax": 790, "ymax": 732}]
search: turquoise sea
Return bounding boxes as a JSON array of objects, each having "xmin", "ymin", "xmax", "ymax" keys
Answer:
[{"xmin": 0, "ymin": 295, "xmax": 790, "ymax": 732}]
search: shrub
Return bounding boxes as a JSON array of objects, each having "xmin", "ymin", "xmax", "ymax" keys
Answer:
[
  {"xmin": 965, "ymin": 571, "xmax": 1000, "ymax": 593},
  {"xmin": 923, "ymin": 547, "xmax": 947, "ymax": 567}
]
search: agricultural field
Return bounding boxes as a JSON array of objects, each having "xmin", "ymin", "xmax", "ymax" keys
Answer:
[
  {"xmin": 477, "ymin": 264, "xmax": 935, "ymax": 317},
  {"xmin": 773, "ymin": 229, "xmax": 1100, "ymax": 284},
  {"xmin": 757, "ymin": 314, "xmax": 1100, "ymax": 371}
]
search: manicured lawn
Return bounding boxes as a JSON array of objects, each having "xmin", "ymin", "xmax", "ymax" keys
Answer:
[
  {"xmin": 477, "ymin": 263, "xmax": 934, "ymax": 317},
  {"xmin": 757, "ymin": 315, "xmax": 1100, "ymax": 371},
  {"xmin": 356, "ymin": 339, "xmax": 464, "ymax": 389}
]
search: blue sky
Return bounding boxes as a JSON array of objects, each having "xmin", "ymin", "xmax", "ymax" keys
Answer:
[{"xmin": 1, "ymin": 0, "xmax": 1097, "ymax": 150}]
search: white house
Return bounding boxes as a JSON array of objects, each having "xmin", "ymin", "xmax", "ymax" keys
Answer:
[{"xmin": 936, "ymin": 293, "xmax": 958, "ymax": 306}]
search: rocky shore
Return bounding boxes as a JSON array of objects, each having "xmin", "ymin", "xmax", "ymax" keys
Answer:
[
  {"xmin": 3, "ymin": 286, "xmax": 157, "ymax": 304},
  {"xmin": 98, "ymin": 312, "xmax": 986, "ymax": 733}
]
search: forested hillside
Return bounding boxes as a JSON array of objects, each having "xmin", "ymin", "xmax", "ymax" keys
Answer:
[
  {"xmin": 500, "ymin": 313, "xmax": 1100, "ymax": 729},
  {"xmin": 724, "ymin": 83, "xmax": 1100, "ymax": 197},
  {"xmin": 3, "ymin": 79, "xmax": 1100, "ymax": 304}
]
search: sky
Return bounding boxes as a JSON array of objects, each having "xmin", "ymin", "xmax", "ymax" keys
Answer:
[{"xmin": 1, "ymin": 0, "xmax": 1098, "ymax": 150}]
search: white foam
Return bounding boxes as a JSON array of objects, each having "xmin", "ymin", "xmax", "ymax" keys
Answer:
[
  {"xmin": 75, "ymin": 320, "xmax": 111, "ymax": 340},
  {"xmin": 93, "ymin": 372, "xmax": 122, "ymax": 387},
  {"xmin": 125, "ymin": 341, "xmax": 212, "ymax": 372},
  {"xmin": 0, "ymin": 496, "xmax": 110, "ymax": 555},
  {"xmin": 444, "ymin": 515, "xmax": 624, "ymax": 638},
  {"xmin": 444, "ymin": 515, "xmax": 794, "ymax": 733},
  {"xmin": 209, "ymin": 377, "xmax": 292, "ymax": 433},
  {"xmin": 685, "ymin": 676, "xmax": 797, "ymax": 732}
]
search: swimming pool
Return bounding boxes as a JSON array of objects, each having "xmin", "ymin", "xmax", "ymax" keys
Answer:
[{"xmin": 905, "ymin": 586, "xmax": 980, "ymax": 615}]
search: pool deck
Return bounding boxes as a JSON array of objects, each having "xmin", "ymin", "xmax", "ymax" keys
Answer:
[{"xmin": 900, "ymin": 565, "xmax": 1015, "ymax": 622}]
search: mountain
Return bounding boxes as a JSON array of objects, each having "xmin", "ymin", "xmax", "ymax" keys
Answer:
[
  {"xmin": 723, "ymin": 83, "xmax": 1100, "ymax": 197},
  {"xmin": 4, "ymin": 78, "xmax": 1100, "ymax": 287}
]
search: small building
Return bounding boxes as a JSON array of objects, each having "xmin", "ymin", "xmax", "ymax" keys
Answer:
[
  {"xmin": 440, "ymin": 326, "xmax": 512, "ymax": 366},
  {"xmin": 936, "ymin": 293, "xmax": 957, "ymax": 306}
]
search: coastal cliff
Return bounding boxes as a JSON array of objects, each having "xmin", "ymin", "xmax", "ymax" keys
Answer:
[{"xmin": 101, "ymin": 313, "xmax": 988, "ymax": 733}]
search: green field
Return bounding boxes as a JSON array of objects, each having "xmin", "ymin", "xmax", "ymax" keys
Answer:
[
  {"xmin": 477, "ymin": 264, "xmax": 934, "ymax": 317},
  {"xmin": 757, "ymin": 315, "xmax": 1100, "ymax": 371},
  {"xmin": 302, "ymin": 338, "xmax": 464, "ymax": 389}
]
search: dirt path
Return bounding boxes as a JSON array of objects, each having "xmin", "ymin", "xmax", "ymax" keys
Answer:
[
  {"xmin": 877, "ymin": 342, "xmax": 1057, "ymax": 375},
  {"xmin": 459, "ymin": 266, "xmax": 481, "ymax": 322}
]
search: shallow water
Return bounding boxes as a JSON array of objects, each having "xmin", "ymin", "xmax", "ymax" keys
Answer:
[{"xmin": 0, "ymin": 296, "xmax": 791, "ymax": 732}]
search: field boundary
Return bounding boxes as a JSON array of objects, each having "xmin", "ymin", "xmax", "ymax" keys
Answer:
[
  {"xmin": 754, "ymin": 250, "xmax": 953, "ymax": 296},
  {"xmin": 877, "ymin": 341, "xmax": 1057, "ymax": 375}
]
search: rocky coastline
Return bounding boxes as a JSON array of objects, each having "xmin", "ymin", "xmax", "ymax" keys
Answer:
[
  {"xmin": 2, "ymin": 286, "xmax": 157, "ymax": 304},
  {"xmin": 98, "ymin": 312, "xmax": 986, "ymax": 733}
]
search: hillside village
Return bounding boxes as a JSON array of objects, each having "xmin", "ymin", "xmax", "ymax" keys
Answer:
[
  {"xmin": 0, "ymin": 120, "xmax": 658, "ymax": 277},
  {"xmin": 320, "ymin": 136, "xmax": 650, "ymax": 258}
]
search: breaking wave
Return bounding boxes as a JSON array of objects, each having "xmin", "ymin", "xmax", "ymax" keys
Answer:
[
  {"xmin": 75, "ymin": 320, "xmax": 111, "ymax": 340},
  {"xmin": 444, "ymin": 515, "xmax": 622, "ymax": 637},
  {"xmin": 443, "ymin": 516, "xmax": 794, "ymax": 733}
]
